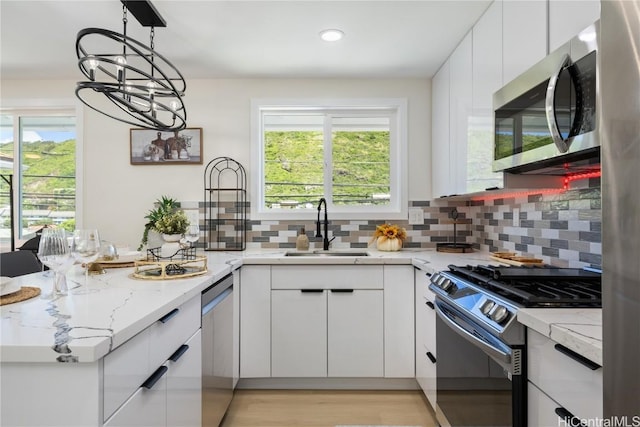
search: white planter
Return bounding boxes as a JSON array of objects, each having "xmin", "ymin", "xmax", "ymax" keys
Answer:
[
  {"xmin": 162, "ymin": 233, "xmax": 182, "ymax": 242},
  {"xmin": 376, "ymin": 237, "xmax": 402, "ymax": 252}
]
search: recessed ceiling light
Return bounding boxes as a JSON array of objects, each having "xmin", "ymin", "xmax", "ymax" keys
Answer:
[{"xmin": 319, "ymin": 29, "xmax": 344, "ymax": 42}]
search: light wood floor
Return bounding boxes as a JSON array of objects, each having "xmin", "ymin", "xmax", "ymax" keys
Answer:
[{"xmin": 220, "ymin": 389, "xmax": 438, "ymax": 427}]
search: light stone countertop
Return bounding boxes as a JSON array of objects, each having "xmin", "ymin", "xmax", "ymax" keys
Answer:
[
  {"xmin": 517, "ymin": 308, "xmax": 602, "ymax": 365},
  {"xmin": 1, "ymin": 248, "xmax": 601, "ymax": 365}
]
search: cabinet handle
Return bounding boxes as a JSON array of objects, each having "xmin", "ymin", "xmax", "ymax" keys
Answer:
[
  {"xmin": 300, "ymin": 289, "xmax": 324, "ymax": 293},
  {"xmin": 169, "ymin": 344, "xmax": 189, "ymax": 362},
  {"xmin": 331, "ymin": 289, "xmax": 354, "ymax": 293},
  {"xmin": 554, "ymin": 344, "xmax": 601, "ymax": 370},
  {"xmin": 426, "ymin": 301, "xmax": 435, "ymax": 310},
  {"xmin": 426, "ymin": 351, "xmax": 436, "ymax": 364},
  {"xmin": 426, "ymin": 272, "xmax": 432, "ymax": 277},
  {"xmin": 142, "ymin": 365, "xmax": 168, "ymax": 389},
  {"xmin": 158, "ymin": 308, "xmax": 179, "ymax": 324},
  {"xmin": 555, "ymin": 407, "xmax": 586, "ymax": 426}
]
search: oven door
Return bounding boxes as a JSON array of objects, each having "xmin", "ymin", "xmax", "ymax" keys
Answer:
[{"xmin": 434, "ymin": 299, "xmax": 525, "ymax": 427}]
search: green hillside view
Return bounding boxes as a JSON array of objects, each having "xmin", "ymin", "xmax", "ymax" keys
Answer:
[
  {"xmin": 0, "ymin": 139, "xmax": 76, "ymax": 228},
  {"xmin": 264, "ymin": 131, "xmax": 390, "ymax": 207}
]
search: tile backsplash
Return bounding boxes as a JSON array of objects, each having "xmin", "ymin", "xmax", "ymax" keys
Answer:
[{"xmin": 193, "ymin": 178, "xmax": 601, "ymax": 269}]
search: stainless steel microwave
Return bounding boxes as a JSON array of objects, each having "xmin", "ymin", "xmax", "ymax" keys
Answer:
[{"xmin": 493, "ymin": 22, "xmax": 599, "ymax": 174}]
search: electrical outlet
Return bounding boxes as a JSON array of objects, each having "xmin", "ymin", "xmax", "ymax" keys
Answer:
[{"xmin": 408, "ymin": 207, "xmax": 424, "ymax": 225}]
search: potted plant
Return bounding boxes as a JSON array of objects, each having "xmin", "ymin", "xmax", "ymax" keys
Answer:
[
  {"xmin": 369, "ymin": 223, "xmax": 407, "ymax": 251},
  {"xmin": 138, "ymin": 196, "xmax": 189, "ymax": 250}
]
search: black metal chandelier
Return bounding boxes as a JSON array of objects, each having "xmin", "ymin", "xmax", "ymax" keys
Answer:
[{"xmin": 75, "ymin": 0, "xmax": 187, "ymax": 131}]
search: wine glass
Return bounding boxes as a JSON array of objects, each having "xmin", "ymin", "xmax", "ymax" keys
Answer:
[
  {"xmin": 184, "ymin": 224, "xmax": 200, "ymax": 251},
  {"xmin": 37, "ymin": 228, "xmax": 74, "ymax": 298},
  {"xmin": 71, "ymin": 229, "xmax": 101, "ymax": 286}
]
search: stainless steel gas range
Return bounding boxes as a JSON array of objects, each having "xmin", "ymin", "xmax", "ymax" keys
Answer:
[{"xmin": 429, "ymin": 264, "xmax": 602, "ymax": 427}]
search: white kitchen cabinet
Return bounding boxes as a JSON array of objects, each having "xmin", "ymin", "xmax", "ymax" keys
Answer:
[
  {"xmin": 383, "ymin": 265, "xmax": 415, "ymax": 378},
  {"xmin": 449, "ymin": 30, "xmax": 473, "ymax": 195},
  {"xmin": 527, "ymin": 328, "xmax": 603, "ymax": 423},
  {"xmin": 328, "ymin": 289, "xmax": 384, "ymax": 377},
  {"xmin": 103, "ymin": 296, "xmax": 201, "ymax": 426},
  {"xmin": 469, "ymin": 0, "xmax": 504, "ymax": 193},
  {"xmin": 270, "ymin": 265, "xmax": 385, "ymax": 378},
  {"xmin": 549, "ymin": 0, "xmax": 600, "ymax": 52},
  {"xmin": 105, "ymin": 330, "xmax": 202, "ymax": 427},
  {"xmin": 239, "ymin": 265, "xmax": 271, "ymax": 378},
  {"xmin": 415, "ymin": 268, "xmax": 437, "ymax": 409},
  {"xmin": 502, "ymin": 0, "xmax": 547, "ymax": 85},
  {"xmin": 271, "ymin": 289, "xmax": 328, "ymax": 377},
  {"xmin": 431, "ymin": 59, "xmax": 451, "ymax": 198}
]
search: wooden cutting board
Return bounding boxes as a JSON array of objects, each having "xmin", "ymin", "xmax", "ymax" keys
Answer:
[{"xmin": 490, "ymin": 254, "xmax": 544, "ymax": 266}]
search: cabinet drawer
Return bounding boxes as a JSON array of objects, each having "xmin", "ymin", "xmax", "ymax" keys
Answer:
[
  {"xmin": 271, "ymin": 265, "xmax": 383, "ymax": 289},
  {"xmin": 149, "ymin": 296, "xmax": 201, "ymax": 369},
  {"xmin": 104, "ymin": 295, "xmax": 200, "ymax": 421},
  {"xmin": 528, "ymin": 329, "xmax": 602, "ymax": 420},
  {"xmin": 528, "ymin": 382, "xmax": 567, "ymax": 427}
]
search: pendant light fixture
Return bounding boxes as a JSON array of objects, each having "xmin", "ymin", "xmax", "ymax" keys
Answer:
[{"xmin": 75, "ymin": 0, "xmax": 187, "ymax": 131}]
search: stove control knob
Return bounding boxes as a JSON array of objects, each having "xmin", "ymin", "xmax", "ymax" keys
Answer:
[
  {"xmin": 490, "ymin": 305, "xmax": 509, "ymax": 324},
  {"xmin": 480, "ymin": 300, "xmax": 495, "ymax": 316},
  {"xmin": 440, "ymin": 278, "xmax": 454, "ymax": 292},
  {"xmin": 430, "ymin": 273, "xmax": 441, "ymax": 285}
]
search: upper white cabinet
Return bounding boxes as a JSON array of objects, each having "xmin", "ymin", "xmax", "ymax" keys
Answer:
[
  {"xmin": 449, "ymin": 31, "xmax": 473, "ymax": 196},
  {"xmin": 502, "ymin": 0, "xmax": 547, "ymax": 85},
  {"xmin": 431, "ymin": 59, "xmax": 451, "ymax": 198},
  {"xmin": 549, "ymin": 0, "xmax": 600, "ymax": 52},
  {"xmin": 469, "ymin": 0, "xmax": 504, "ymax": 193}
]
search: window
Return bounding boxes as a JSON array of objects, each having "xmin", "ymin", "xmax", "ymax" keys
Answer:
[
  {"xmin": 0, "ymin": 111, "xmax": 77, "ymax": 250},
  {"xmin": 252, "ymin": 99, "xmax": 407, "ymax": 220}
]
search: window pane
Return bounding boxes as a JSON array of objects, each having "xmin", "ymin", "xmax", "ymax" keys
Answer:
[
  {"xmin": 19, "ymin": 116, "xmax": 76, "ymax": 234},
  {"xmin": 0, "ymin": 115, "xmax": 13, "ymax": 247},
  {"xmin": 263, "ymin": 114, "xmax": 324, "ymax": 209},
  {"xmin": 332, "ymin": 116, "xmax": 390, "ymax": 206}
]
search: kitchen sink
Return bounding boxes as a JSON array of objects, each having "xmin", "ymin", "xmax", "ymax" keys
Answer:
[{"xmin": 285, "ymin": 250, "xmax": 370, "ymax": 257}]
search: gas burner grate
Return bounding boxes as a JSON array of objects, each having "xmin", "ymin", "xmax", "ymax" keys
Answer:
[{"xmin": 447, "ymin": 264, "xmax": 602, "ymax": 308}]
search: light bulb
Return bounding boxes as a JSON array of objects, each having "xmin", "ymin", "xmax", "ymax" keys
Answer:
[
  {"xmin": 115, "ymin": 56, "xmax": 126, "ymax": 82},
  {"xmin": 146, "ymin": 81, "xmax": 156, "ymax": 95},
  {"xmin": 86, "ymin": 55, "xmax": 98, "ymax": 80}
]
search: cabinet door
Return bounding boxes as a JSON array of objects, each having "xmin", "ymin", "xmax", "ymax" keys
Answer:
[
  {"xmin": 167, "ymin": 330, "xmax": 202, "ymax": 427},
  {"xmin": 449, "ymin": 31, "xmax": 473, "ymax": 195},
  {"xmin": 272, "ymin": 290, "xmax": 327, "ymax": 377},
  {"xmin": 503, "ymin": 0, "xmax": 547, "ymax": 84},
  {"xmin": 431, "ymin": 59, "xmax": 451, "ymax": 198},
  {"xmin": 549, "ymin": 0, "xmax": 600, "ymax": 52},
  {"xmin": 384, "ymin": 265, "xmax": 415, "ymax": 377},
  {"xmin": 239, "ymin": 266, "xmax": 271, "ymax": 378},
  {"xmin": 470, "ymin": 0, "xmax": 504, "ymax": 193},
  {"xmin": 104, "ymin": 365, "xmax": 167, "ymax": 427},
  {"xmin": 328, "ymin": 289, "xmax": 383, "ymax": 377},
  {"xmin": 415, "ymin": 269, "xmax": 436, "ymax": 408}
]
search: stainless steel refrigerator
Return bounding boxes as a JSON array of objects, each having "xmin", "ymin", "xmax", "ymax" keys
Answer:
[{"xmin": 601, "ymin": 0, "xmax": 640, "ymax": 417}]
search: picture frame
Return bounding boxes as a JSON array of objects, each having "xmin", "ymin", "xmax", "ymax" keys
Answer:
[{"xmin": 130, "ymin": 128, "xmax": 203, "ymax": 165}]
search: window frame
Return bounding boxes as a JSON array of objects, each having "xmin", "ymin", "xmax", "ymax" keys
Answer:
[
  {"xmin": 0, "ymin": 104, "xmax": 82, "ymax": 246},
  {"xmin": 251, "ymin": 98, "xmax": 408, "ymax": 221}
]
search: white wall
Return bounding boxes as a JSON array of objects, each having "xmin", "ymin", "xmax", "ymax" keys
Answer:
[{"xmin": 1, "ymin": 78, "xmax": 431, "ymax": 248}]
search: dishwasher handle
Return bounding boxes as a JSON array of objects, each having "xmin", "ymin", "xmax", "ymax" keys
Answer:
[{"xmin": 202, "ymin": 287, "xmax": 232, "ymax": 316}]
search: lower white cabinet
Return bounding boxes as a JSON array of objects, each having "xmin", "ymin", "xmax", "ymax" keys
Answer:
[
  {"xmin": 104, "ymin": 297, "xmax": 202, "ymax": 427},
  {"xmin": 240, "ymin": 264, "xmax": 414, "ymax": 380},
  {"xmin": 271, "ymin": 289, "xmax": 328, "ymax": 377},
  {"xmin": 527, "ymin": 328, "xmax": 603, "ymax": 424},
  {"xmin": 415, "ymin": 268, "xmax": 437, "ymax": 409},
  {"xmin": 271, "ymin": 289, "xmax": 384, "ymax": 378},
  {"xmin": 328, "ymin": 289, "xmax": 383, "ymax": 377}
]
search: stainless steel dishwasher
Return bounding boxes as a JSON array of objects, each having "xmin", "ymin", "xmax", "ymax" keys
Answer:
[{"xmin": 201, "ymin": 273, "xmax": 234, "ymax": 427}]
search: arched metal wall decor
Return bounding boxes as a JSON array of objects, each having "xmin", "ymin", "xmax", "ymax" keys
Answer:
[{"xmin": 203, "ymin": 157, "xmax": 247, "ymax": 251}]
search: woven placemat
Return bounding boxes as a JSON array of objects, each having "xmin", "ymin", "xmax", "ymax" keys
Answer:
[{"xmin": 0, "ymin": 286, "xmax": 41, "ymax": 305}]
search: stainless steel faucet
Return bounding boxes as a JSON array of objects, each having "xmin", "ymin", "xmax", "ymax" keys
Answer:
[{"xmin": 315, "ymin": 197, "xmax": 334, "ymax": 250}]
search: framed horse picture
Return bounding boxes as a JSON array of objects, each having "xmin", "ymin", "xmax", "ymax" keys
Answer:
[{"xmin": 130, "ymin": 128, "xmax": 203, "ymax": 165}]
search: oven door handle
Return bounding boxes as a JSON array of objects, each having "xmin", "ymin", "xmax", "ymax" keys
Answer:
[{"xmin": 434, "ymin": 301, "xmax": 511, "ymax": 365}]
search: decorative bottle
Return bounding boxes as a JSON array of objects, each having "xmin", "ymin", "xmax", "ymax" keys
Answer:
[{"xmin": 296, "ymin": 227, "xmax": 310, "ymax": 251}]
